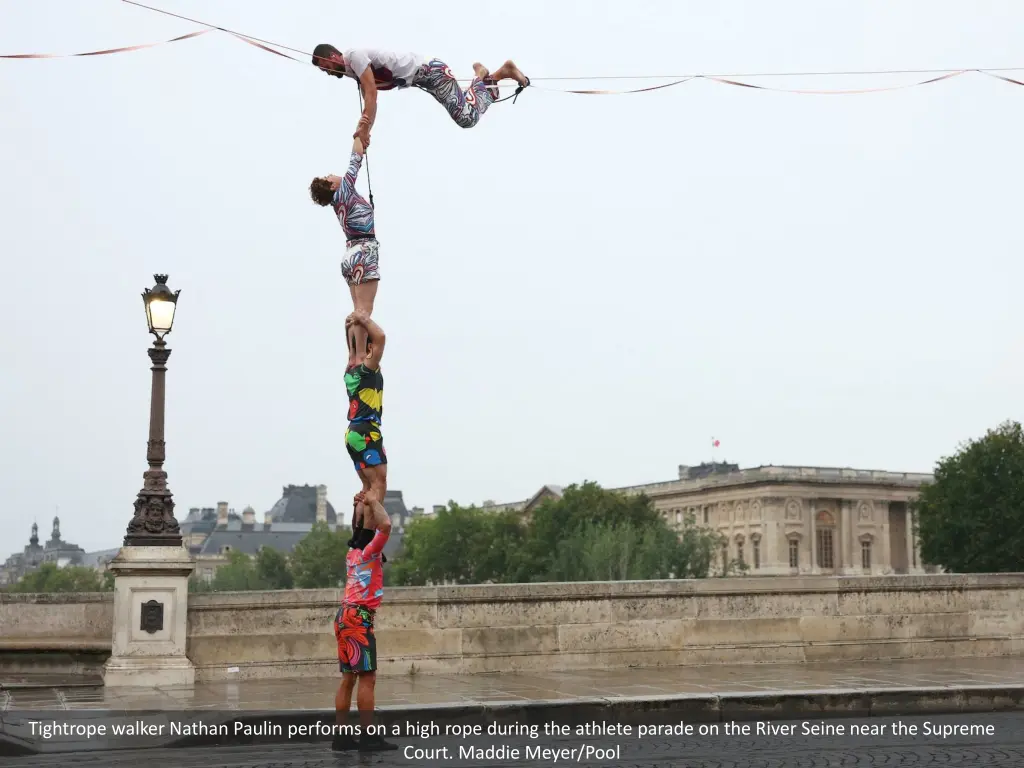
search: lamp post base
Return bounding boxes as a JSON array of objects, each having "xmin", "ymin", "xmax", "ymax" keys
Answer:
[
  {"xmin": 103, "ymin": 545, "xmax": 195, "ymax": 688},
  {"xmin": 103, "ymin": 656, "xmax": 196, "ymax": 688},
  {"xmin": 123, "ymin": 469, "xmax": 183, "ymax": 547}
]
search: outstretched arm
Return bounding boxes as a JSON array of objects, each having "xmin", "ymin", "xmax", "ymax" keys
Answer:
[
  {"xmin": 343, "ymin": 139, "xmax": 365, "ymax": 187},
  {"xmin": 354, "ymin": 69, "xmax": 377, "ymax": 146},
  {"xmin": 358, "ymin": 69, "xmax": 378, "ymax": 129}
]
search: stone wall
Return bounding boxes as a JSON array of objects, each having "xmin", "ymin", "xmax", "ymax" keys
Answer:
[
  {"xmin": 0, "ymin": 592, "xmax": 114, "ymax": 676},
  {"xmin": 0, "ymin": 592, "xmax": 114, "ymax": 649},
  {"xmin": 4, "ymin": 575, "xmax": 1024, "ymax": 682}
]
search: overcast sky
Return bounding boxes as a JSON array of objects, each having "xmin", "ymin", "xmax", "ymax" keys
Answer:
[{"xmin": 2, "ymin": 0, "xmax": 1022, "ymax": 553}]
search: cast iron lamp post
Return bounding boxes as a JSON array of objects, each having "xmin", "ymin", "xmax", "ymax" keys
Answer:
[{"xmin": 123, "ymin": 274, "xmax": 183, "ymax": 547}]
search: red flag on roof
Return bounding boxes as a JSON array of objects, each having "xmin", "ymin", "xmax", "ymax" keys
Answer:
[{"xmin": 712, "ymin": 438, "xmax": 720, "ymax": 447}]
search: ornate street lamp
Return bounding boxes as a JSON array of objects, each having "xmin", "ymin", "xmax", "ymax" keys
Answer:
[{"xmin": 123, "ymin": 274, "xmax": 183, "ymax": 547}]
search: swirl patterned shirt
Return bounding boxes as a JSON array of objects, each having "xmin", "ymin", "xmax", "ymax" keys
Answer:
[{"xmin": 332, "ymin": 151, "xmax": 375, "ymax": 243}]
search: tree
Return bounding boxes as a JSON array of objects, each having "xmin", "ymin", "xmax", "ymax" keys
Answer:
[
  {"xmin": 185, "ymin": 546, "xmax": 298, "ymax": 592},
  {"xmin": 289, "ymin": 522, "xmax": 351, "ymax": 588},
  {"xmin": 916, "ymin": 420, "xmax": 1024, "ymax": 573},
  {"xmin": 7, "ymin": 563, "xmax": 112, "ymax": 593},
  {"xmin": 208, "ymin": 550, "xmax": 266, "ymax": 591},
  {"xmin": 390, "ymin": 482, "xmax": 721, "ymax": 585},
  {"xmin": 527, "ymin": 485, "xmax": 721, "ymax": 582},
  {"xmin": 255, "ymin": 546, "xmax": 294, "ymax": 590},
  {"xmin": 389, "ymin": 505, "xmax": 525, "ymax": 586},
  {"xmin": 188, "ymin": 575, "xmax": 214, "ymax": 593}
]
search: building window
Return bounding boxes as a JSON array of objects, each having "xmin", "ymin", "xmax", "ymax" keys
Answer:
[
  {"xmin": 736, "ymin": 541, "xmax": 745, "ymax": 566},
  {"xmin": 788, "ymin": 539, "xmax": 799, "ymax": 569},
  {"xmin": 221, "ymin": 545, "xmax": 231, "ymax": 554},
  {"xmin": 703, "ymin": 506, "xmax": 709, "ymax": 524},
  {"xmin": 861, "ymin": 540, "xmax": 872, "ymax": 570},
  {"xmin": 720, "ymin": 543, "xmax": 728, "ymax": 571},
  {"xmin": 753, "ymin": 539, "xmax": 761, "ymax": 569},
  {"xmin": 816, "ymin": 528, "xmax": 835, "ymax": 570},
  {"xmin": 675, "ymin": 509, "xmax": 682, "ymax": 524}
]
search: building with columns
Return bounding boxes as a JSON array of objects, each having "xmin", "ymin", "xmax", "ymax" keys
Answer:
[{"xmin": 474, "ymin": 463, "xmax": 933, "ymax": 576}]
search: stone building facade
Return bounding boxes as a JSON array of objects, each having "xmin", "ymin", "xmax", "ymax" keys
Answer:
[
  {"xmin": 0, "ymin": 518, "xmax": 86, "ymax": 586},
  {"xmin": 477, "ymin": 464, "xmax": 933, "ymax": 576},
  {"xmin": 180, "ymin": 485, "xmax": 418, "ymax": 582},
  {"xmin": 632, "ymin": 464, "xmax": 930, "ymax": 575}
]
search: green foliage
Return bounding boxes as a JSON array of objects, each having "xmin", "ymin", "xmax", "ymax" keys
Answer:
[
  {"xmin": 209, "ymin": 550, "xmax": 267, "ymax": 591},
  {"xmin": 916, "ymin": 420, "xmax": 1024, "ymax": 573},
  {"xmin": 188, "ymin": 574, "xmax": 213, "ymax": 593},
  {"xmin": 187, "ymin": 525, "xmax": 349, "ymax": 592},
  {"xmin": 6, "ymin": 563, "xmax": 113, "ymax": 593},
  {"xmin": 289, "ymin": 522, "xmax": 351, "ymax": 588},
  {"xmin": 390, "ymin": 482, "xmax": 721, "ymax": 586},
  {"xmin": 255, "ymin": 546, "xmax": 294, "ymax": 590},
  {"xmin": 389, "ymin": 505, "xmax": 525, "ymax": 586}
]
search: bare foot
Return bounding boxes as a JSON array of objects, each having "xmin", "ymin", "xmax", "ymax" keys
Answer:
[
  {"xmin": 500, "ymin": 59, "xmax": 529, "ymax": 87},
  {"xmin": 474, "ymin": 62, "xmax": 500, "ymax": 100}
]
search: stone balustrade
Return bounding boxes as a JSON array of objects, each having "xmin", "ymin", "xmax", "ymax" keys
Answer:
[{"xmin": 2, "ymin": 574, "xmax": 1023, "ymax": 682}]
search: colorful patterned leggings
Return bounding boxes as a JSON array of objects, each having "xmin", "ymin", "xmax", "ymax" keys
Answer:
[{"xmin": 413, "ymin": 59, "xmax": 495, "ymax": 129}]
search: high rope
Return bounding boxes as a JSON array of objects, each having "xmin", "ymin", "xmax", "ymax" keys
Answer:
[
  {"xmin": 356, "ymin": 85, "xmax": 375, "ymax": 209},
  {"xmin": 2, "ymin": 1, "xmax": 1022, "ymax": 94}
]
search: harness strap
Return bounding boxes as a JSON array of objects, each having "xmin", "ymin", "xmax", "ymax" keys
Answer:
[{"xmin": 356, "ymin": 85, "xmax": 375, "ymax": 209}]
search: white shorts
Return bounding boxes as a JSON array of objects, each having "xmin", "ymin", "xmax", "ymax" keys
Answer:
[{"xmin": 341, "ymin": 239, "xmax": 380, "ymax": 286}]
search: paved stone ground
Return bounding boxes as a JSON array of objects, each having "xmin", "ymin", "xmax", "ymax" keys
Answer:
[
  {"xmin": 4, "ymin": 712, "xmax": 1024, "ymax": 766},
  {"xmin": 6, "ymin": 657, "xmax": 1024, "ymax": 711}
]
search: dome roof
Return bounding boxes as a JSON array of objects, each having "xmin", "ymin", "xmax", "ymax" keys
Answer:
[{"xmin": 269, "ymin": 484, "xmax": 337, "ymax": 524}]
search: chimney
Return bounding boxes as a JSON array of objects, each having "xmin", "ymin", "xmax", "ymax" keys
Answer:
[
  {"xmin": 678, "ymin": 465, "xmax": 691, "ymax": 480},
  {"xmin": 411, "ymin": 506, "xmax": 424, "ymax": 517},
  {"xmin": 242, "ymin": 506, "xmax": 256, "ymax": 530},
  {"xmin": 432, "ymin": 505, "xmax": 445, "ymax": 515},
  {"xmin": 216, "ymin": 502, "xmax": 229, "ymax": 528},
  {"xmin": 263, "ymin": 512, "xmax": 272, "ymax": 532},
  {"xmin": 316, "ymin": 484, "xmax": 327, "ymax": 523}
]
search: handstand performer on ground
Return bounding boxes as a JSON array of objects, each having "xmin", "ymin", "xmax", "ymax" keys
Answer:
[
  {"xmin": 342, "ymin": 310, "xmax": 386, "ymax": 530},
  {"xmin": 332, "ymin": 494, "xmax": 395, "ymax": 752},
  {"xmin": 311, "ymin": 45, "xmax": 529, "ymax": 145},
  {"xmin": 308, "ymin": 136, "xmax": 377, "ymax": 363}
]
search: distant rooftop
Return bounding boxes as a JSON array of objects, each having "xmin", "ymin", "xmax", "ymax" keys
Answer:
[
  {"xmin": 199, "ymin": 531, "xmax": 310, "ymax": 557},
  {"xmin": 617, "ymin": 463, "xmax": 934, "ymax": 497},
  {"xmin": 270, "ymin": 484, "xmax": 338, "ymax": 524},
  {"xmin": 474, "ymin": 464, "xmax": 933, "ymax": 512}
]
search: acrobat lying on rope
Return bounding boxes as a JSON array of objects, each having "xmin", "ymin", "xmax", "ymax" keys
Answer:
[{"xmin": 311, "ymin": 45, "xmax": 530, "ymax": 146}]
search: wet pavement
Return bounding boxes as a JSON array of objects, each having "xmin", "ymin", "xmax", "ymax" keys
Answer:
[
  {"xmin": 5, "ymin": 657, "xmax": 1024, "ymax": 712},
  {"xmin": 4, "ymin": 712, "xmax": 1024, "ymax": 766}
]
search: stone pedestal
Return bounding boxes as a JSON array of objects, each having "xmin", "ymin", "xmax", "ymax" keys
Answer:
[{"xmin": 102, "ymin": 545, "xmax": 195, "ymax": 688}]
